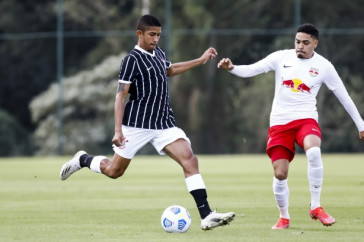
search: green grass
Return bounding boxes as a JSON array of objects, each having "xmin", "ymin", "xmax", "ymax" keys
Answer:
[{"xmin": 0, "ymin": 154, "xmax": 364, "ymax": 241}]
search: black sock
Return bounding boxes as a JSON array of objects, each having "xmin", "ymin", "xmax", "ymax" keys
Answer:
[
  {"xmin": 190, "ymin": 189, "xmax": 212, "ymax": 219},
  {"xmin": 79, "ymin": 154, "xmax": 94, "ymax": 168}
]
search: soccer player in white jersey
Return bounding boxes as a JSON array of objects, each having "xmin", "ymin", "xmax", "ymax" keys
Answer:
[
  {"xmin": 60, "ymin": 14, "xmax": 234, "ymax": 230},
  {"xmin": 218, "ymin": 23, "xmax": 364, "ymax": 229}
]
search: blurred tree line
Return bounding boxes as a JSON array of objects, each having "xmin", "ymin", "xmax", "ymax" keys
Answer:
[{"xmin": 1, "ymin": 0, "xmax": 364, "ymax": 156}]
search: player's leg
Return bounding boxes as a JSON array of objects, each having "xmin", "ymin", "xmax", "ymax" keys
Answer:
[
  {"xmin": 60, "ymin": 151, "xmax": 131, "ymax": 180},
  {"xmin": 163, "ymin": 139, "xmax": 235, "ymax": 230},
  {"xmin": 83, "ymin": 152, "xmax": 132, "ymax": 179},
  {"xmin": 266, "ymin": 124, "xmax": 296, "ymax": 229},
  {"xmin": 303, "ymin": 134, "xmax": 323, "ymax": 210},
  {"xmin": 156, "ymin": 128, "xmax": 234, "ymax": 230},
  {"xmin": 269, "ymin": 146, "xmax": 291, "ymax": 229},
  {"xmin": 302, "ymin": 133, "xmax": 335, "ymax": 226},
  {"xmin": 163, "ymin": 138, "xmax": 199, "ymax": 177},
  {"xmin": 163, "ymin": 139, "xmax": 212, "ymax": 218},
  {"xmin": 60, "ymin": 125, "xmax": 150, "ymax": 180}
]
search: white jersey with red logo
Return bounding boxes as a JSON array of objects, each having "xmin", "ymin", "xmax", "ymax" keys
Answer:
[{"xmin": 230, "ymin": 49, "xmax": 364, "ymax": 131}]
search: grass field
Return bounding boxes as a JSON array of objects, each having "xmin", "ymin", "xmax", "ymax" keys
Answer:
[{"xmin": 0, "ymin": 154, "xmax": 364, "ymax": 241}]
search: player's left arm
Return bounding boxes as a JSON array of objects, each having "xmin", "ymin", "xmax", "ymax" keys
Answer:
[
  {"xmin": 326, "ymin": 63, "xmax": 364, "ymax": 141},
  {"xmin": 167, "ymin": 47, "xmax": 217, "ymax": 77},
  {"xmin": 359, "ymin": 131, "xmax": 364, "ymax": 141},
  {"xmin": 332, "ymin": 85, "xmax": 364, "ymax": 141}
]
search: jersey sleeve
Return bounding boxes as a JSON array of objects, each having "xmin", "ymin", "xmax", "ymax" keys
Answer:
[
  {"xmin": 162, "ymin": 50, "xmax": 172, "ymax": 69},
  {"xmin": 324, "ymin": 62, "xmax": 364, "ymax": 131},
  {"xmin": 165, "ymin": 59, "xmax": 172, "ymax": 69},
  {"xmin": 229, "ymin": 50, "xmax": 283, "ymax": 78},
  {"xmin": 323, "ymin": 62, "xmax": 343, "ymax": 91},
  {"xmin": 118, "ymin": 55, "xmax": 137, "ymax": 84},
  {"xmin": 332, "ymin": 83, "xmax": 364, "ymax": 132}
]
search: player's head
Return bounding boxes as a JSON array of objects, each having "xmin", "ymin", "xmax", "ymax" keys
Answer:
[
  {"xmin": 136, "ymin": 15, "xmax": 162, "ymax": 52},
  {"xmin": 137, "ymin": 15, "xmax": 162, "ymax": 32},
  {"xmin": 295, "ymin": 23, "xmax": 319, "ymax": 59},
  {"xmin": 297, "ymin": 23, "xmax": 319, "ymax": 40}
]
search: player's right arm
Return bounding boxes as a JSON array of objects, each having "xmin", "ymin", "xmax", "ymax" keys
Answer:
[
  {"xmin": 112, "ymin": 82, "xmax": 130, "ymax": 147},
  {"xmin": 217, "ymin": 58, "xmax": 235, "ymax": 71},
  {"xmin": 218, "ymin": 50, "xmax": 283, "ymax": 78}
]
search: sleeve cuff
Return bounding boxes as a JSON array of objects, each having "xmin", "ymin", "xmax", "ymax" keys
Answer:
[{"xmin": 118, "ymin": 80, "xmax": 132, "ymax": 84}]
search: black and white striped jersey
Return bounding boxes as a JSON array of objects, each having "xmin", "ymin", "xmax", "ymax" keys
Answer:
[{"xmin": 118, "ymin": 45, "xmax": 176, "ymax": 129}]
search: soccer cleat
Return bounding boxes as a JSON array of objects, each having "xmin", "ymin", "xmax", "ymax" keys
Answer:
[
  {"xmin": 60, "ymin": 150, "xmax": 86, "ymax": 180},
  {"xmin": 200, "ymin": 210, "xmax": 235, "ymax": 231},
  {"xmin": 309, "ymin": 206, "xmax": 335, "ymax": 226},
  {"xmin": 271, "ymin": 218, "xmax": 290, "ymax": 230}
]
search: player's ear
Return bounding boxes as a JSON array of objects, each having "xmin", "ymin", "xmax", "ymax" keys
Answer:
[
  {"xmin": 136, "ymin": 30, "xmax": 143, "ymax": 37},
  {"xmin": 314, "ymin": 39, "xmax": 318, "ymax": 48}
]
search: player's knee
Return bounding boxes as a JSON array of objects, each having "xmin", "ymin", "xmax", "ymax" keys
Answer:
[
  {"xmin": 186, "ymin": 154, "xmax": 198, "ymax": 167},
  {"xmin": 189, "ymin": 153, "xmax": 198, "ymax": 163},
  {"xmin": 106, "ymin": 169, "xmax": 125, "ymax": 179},
  {"xmin": 306, "ymin": 147, "xmax": 321, "ymax": 164},
  {"xmin": 182, "ymin": 154, "xmax": 198, "ymax": 175},
  {"xmin": 274, "ymin": 172, "xmax": 288, "ymax": 180}
]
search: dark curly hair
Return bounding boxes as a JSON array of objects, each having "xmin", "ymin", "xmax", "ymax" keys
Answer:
[{"xmin": 297, "ymin": 23, "xmax": 319, "ymax": 40}]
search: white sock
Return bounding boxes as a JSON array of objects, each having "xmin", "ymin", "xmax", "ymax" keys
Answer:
[
  {"xmin": 273, "ymin": 177, "xmax": 290, "ymax": 219},
  {"xmin": 306, "ymin": 147, "xmax": 323, "ymax": 210},
  {"xmin": 90, "ymin": 156, "xmax": 107, "ymax": 173},
  {"xmin": 185, "ymin": 174, "xmax": 206, "ymax": 192}
]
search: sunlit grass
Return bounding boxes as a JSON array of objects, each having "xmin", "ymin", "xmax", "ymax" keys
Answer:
[{"xmin": 0, "ymin": 154, "xmax": 363, "ymax": 241}]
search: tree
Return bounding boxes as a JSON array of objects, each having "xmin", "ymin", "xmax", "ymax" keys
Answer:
[{"xmin": 2, "ymin": 0, "xmax": 364, "ymax": 155}]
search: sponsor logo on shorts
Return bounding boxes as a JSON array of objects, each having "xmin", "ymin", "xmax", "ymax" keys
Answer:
[{"xmin": 116, "ymin": 139, "xmax": 129, "ymax": 149}]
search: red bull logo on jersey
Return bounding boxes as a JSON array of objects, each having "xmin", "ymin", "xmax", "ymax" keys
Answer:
[
  {"xmin": 309, "ymin": 67, "xmax": 319, "ymax": 77},
  {"xmin": 281, "ymin": 78, "xmax": 312, "ymax": 94}
]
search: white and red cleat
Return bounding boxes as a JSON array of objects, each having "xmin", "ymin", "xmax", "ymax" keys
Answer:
[
  {"xmin": 272, "ymin": 218, "xmax": 290, "ymax": 230},
  {"xmin": 309, "ymin": 206, "xmax": 335, "ymax": 226}
]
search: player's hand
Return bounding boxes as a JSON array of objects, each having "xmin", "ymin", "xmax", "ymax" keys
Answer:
[
  {"xmin": 359, "ymin": 131, "xmax": 364, "ymax": 141},
  {"xmin": 112, "ymin": 131, "xmax": 125, "ymax": 147},
  {"xmin": 217, "ymin": 58, "xmax": 234, "ymax": 71},
  {"xmin": 200, "ymin": 47, "xmax": 218, "ymax": 64}
]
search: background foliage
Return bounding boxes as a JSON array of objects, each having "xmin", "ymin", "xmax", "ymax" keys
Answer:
[{"xmin": 1, "ymin": 0, "xmax": 364, "ymax": 156}]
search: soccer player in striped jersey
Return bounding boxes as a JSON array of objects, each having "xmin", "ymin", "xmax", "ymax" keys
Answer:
[
  {"xmin": 218, "ymin": 23, "xmax": 364, "ymax": 229},
  {"xmin": 60, "ymin": 14, "xmax": 235, "ymax": 231}
]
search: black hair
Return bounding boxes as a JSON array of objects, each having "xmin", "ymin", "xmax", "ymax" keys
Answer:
[
  {"xmin": 137, "ymin": 15, "xmax": 161, "ymax": 32},
  {"xmin": 296, "ymin": 23, "xmax": 319, "ymax": 40}
]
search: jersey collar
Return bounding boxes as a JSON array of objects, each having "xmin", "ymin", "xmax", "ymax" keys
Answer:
[{"xmin": 134, "ymin": 45, "xmax": 155, "ymax": 57}]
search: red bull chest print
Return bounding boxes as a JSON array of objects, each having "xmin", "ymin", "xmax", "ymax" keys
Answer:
[{"xmin": 281, "ymin": 78, "xmax": 312, "ymax": 94}]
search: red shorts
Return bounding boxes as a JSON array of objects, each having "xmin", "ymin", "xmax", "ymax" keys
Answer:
[{"xmin": 266, "ymin": 119, "xmax": 321, "ymax": 162}]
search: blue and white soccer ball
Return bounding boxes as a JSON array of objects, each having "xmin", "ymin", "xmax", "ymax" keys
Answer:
[{"xmin": 161, "ymin": 205, "xmax": 191, "ymax": 233}]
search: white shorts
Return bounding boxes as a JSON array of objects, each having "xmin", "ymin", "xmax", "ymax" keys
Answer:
[{"xmin": 112, "ymin": 125, "xmax": 191, "ymax": 159}]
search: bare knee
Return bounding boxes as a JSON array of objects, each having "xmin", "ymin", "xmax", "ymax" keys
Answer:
[
  {"xmin": 272, "ymin": 159, "xmax": 289, "ymax": 180},
  {"xmin": 274, "ymin": 172, "xmax": 288, "ymax": 180},
  {"xmin": 106, "ymin": 169, "xmax": 125, "ymax": 179},
  {"xmin": 103, "ymin": 166, "xmax": 126, "ymax": 179},
  {"xmin": 274, "ymin": 165, "xmax": 288, "ymax": 180},
  {"xmin": 182, "ymin": 154, "xmax": 199, "ymax": 177},
  {"xmin": 100, "ymin": 160, "xmax": 126, "ymax": 179}
]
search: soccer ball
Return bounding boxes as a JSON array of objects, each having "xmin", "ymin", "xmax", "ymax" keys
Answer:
[{"xmin": 161, "ymin": 205, "xmax": 192, "ymax": 233}]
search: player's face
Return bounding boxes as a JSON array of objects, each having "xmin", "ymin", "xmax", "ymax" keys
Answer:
[
  {"xmin": 295, "ymin": 32, "xmax": 318, "ymax": 59},
  {"xmin": 137, "ymin": 26, "xmax": 161, "ymax": 52}
]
